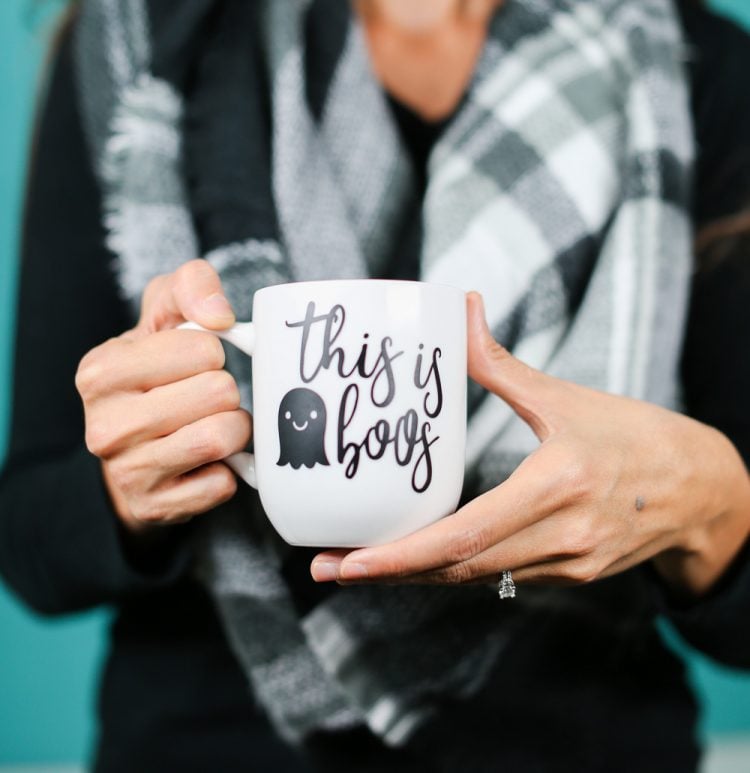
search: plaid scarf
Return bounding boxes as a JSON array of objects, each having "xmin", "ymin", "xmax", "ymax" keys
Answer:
[{"xmin": 75, "ymin": 0, "xmax": 693, "ymax": 747}]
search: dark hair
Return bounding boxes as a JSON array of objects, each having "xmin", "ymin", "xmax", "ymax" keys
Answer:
[{"xmin": 697, "ymin": 210, "xmax": 750, "ymax": 266}]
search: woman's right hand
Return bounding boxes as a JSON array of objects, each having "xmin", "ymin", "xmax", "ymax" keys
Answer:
[{"xmin": 75, "ymin": 260, "xmax": 252, "ymax": 533}]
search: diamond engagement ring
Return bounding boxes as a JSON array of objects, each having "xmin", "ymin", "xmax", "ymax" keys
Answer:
[{"xmin": 498, "ymin": 570, "xmax": 516, "ymax": 599}]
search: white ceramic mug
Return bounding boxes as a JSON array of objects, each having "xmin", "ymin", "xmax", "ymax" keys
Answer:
[{"xmin": 182, "ymin": 279, "xmax": 467, "ymax": 547}]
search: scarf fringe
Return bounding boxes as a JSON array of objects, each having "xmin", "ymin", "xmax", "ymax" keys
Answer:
[{"xmin": 101, "ymin": 73, "xmax": 197, "ymax": 303}]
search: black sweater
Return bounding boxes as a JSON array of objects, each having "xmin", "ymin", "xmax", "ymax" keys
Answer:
[{"xmin": 1, "ymin": 5, "xmax": 749, "ymax": 772}]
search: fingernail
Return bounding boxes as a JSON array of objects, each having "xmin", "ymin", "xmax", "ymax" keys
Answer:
[
  {"xmin": 202, "ymin": 293, "xmax": 234, "ymax": 319},
  {"xmin": 311, "ymin": 561, "xmax": 340, "ymax": 582},
  {"xmin": 338, "ymin": 562, "xmax": 369, "ymax": 580}
]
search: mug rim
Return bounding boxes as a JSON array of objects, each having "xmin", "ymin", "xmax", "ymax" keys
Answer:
[{"xmin": 254, "ymin": 278, "xmax": 466, "ymax": 301}]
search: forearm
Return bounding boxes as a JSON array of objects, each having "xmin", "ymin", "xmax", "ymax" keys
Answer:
[{"xmin": 0, "ymin": 447, "xmax": 193, "ymax": 615}]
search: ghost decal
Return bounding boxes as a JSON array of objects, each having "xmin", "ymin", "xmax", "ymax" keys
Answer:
[{"xmin": 277, "ymin": 388, "xmax": 330, "ymax": 469}]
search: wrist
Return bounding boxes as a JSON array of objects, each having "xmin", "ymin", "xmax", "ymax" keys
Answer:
[{"xmin": 654, "ymin": 425, "xmax": 750, "ymax": 596}]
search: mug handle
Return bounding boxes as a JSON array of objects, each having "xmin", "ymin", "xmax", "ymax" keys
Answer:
[{"xmin": 178, "ymin": 321, "xmax": 258, "ymax": 489}]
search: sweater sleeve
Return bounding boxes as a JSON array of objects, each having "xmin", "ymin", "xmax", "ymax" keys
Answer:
[
  {"xmin": 0, "ymin": 25, "xmax": 193, "ymax": 615},
  {"xmin": 646, "ymin": 4, "xmax": 750, "ymax": 668},
  {"xmin": 657, "ymin": 246, "xmax": 750, "ymax": 669}
]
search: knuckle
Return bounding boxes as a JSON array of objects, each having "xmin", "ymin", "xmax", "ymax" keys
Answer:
[
  {"xmin": 75, "ymin": 349, "xmax": 107, "ymax": 397},
  {"xmin": 560, "ymin": 452, "xmax": 596, "ymax": 502},
  {"xmin": 486, "ymin": 335, "xmax": 511, "ymax": 362},
  {"xmin": 175, "ymin": 259, "xmax": 218, "ymax": 297},
  {"xmin": 134, "ymin": 499, "xmax": 171, "ymax": 525},
  {"xmin": 237, "ymin": 409, "xmax": 253, "ymax": 445},
  {"xmin": 178, "ymin": 258, "xmax": 215, "ymax": 281},
  {"xmin": 561, "ymin": 519, "xmax": 598, "ymax": 557},
  {"xmin": 141, "ymin": 273, "xmax": 167, "ymax": 308},
  {"xmin": 186, "ymin": 424, "xmax": 226, "ymax": 463},
  {"xmin": 106, "ymin": 459, "xmax": 138, "ymax": 495},
  {"xmin": 486, "ymin": 340, "xmax": 512, "ymax": 368},
  {"xmin": 140, "ymin": 275, "xmax": 173, "ymax": 331},
  {"xmin": 210, "ymin": 466, "xmax": 238, "ymax": 503},
  {"xmin": 84, "ymin": 424, "xmax": 104, "ymax": 456},
  {"xmin": 207, "ymin": 369, "xmax": 240, "ymax": 410},
  {"xmin": 194, "ymin": 333, "xmax": 226, "ymax": 370},
  {"xmin": 440, "ymin": 560, "xmax": 476, "ymax": 584},
  {"xmin": 445, "ymin": 526, "xmax": 486, "ymax": 564},
  {"xmin": 144, "ymin": 272, "xmax": 168, "ymax": 297},
  {"xmin": 85, "ymin": 419, "xmax": 116, "ymax": 457},
  {"xmin": 173, "ymin": 264, "xmax": 198, "ymax": 307},
  {"xmin": 564, "ymin": 557, "xmax": 602, "ymax": 585}
]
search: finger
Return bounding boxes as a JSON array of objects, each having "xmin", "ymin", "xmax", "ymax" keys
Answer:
[
  {"xmin": 356, "ymin": 502, "xmax": 660, "ymax": 588},
  {"xmin": 466, "ymin": 291, "xmax": 563, "ymax": 440},
  {"xmin": 310, "ymin": 549, "xmax": 354, "ymax": 582},
  {"xmin": 151, "ymin": 409, "xmax": 252, "ymax": 481},
  {"xmin": 325, "ymin": 498, "xmax": 584, "ymax": 584},
  {"xmin": 315, "ymin": 433, "xmax": 601, "ymax": 583},
  {"xmin": 320, "ymin": 462, "xmax": 557, "ymax": 582},
  {"xmin": 382, "ymin": 511, "xmax": 594, "ymax": 586},
  {"xmin": 138, "ymin": 260, "xmax": 235, "ymax": 333},
  {"xmin": 107, "ymin": 410, "xmax": 252, "ymax": 493},
  {"xmin": 330, "ymin": 548, "xmax": 596, "ymax": 588},
  {"xmin": 334, "ymin": 570, "xmax": 497, "ymax": 587},
  {"xmin": 86, "ymin": 369, "xmax": 244, "ymax": 457},
  {"xmin": 77, "ymin": 329, "xmax": 226, "ymax": 399},
  {"xmin": 383, "ymin": 562, "xmax": 587, "ymax": 588},
  {"xmin": 130, "ymin": 462, "xmax": 239, "ymax": 526}
]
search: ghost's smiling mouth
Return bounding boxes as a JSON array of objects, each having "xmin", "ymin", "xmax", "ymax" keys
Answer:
[{"xmin": 292, "ymin": 420, "xmax": 309, "ymax": 432}]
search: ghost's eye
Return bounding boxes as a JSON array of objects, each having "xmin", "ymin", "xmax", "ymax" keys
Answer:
[
  {"xmin": 310, "ymin": 410, "xmax": 318, "ymax": 420},
  {"xmin": 285, "ymin": 411, "xmax": 291, "ymax": 420}
]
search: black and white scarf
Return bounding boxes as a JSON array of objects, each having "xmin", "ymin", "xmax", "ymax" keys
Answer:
[{"xmin": 74, "ymin": 0, "xmax": 693, "ymax": 747}]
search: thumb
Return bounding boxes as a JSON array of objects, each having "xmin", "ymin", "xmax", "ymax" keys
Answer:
[
  {"xmin": 138, "ymin": 259, "xmax": 235, "ymax": 334},
  {"xmin": 466, "ymin": 291, "xmax": 560, "ymax": 441}
]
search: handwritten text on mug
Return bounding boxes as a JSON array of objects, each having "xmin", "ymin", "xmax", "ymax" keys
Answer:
[{"xmin": 284, "ymin": 302, "xmax": 443, "ymax": 492}]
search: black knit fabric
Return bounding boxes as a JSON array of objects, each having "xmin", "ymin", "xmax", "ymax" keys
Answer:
[{"xmin": 0, "ymin": 4, "xmax": 748, "ymax": 771}]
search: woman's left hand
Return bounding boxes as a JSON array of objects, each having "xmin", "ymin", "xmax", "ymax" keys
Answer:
[{"xmin": 311, "ymin": 293, "xmax": 750, "ymax": 596}]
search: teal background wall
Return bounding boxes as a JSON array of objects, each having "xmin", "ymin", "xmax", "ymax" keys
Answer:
[
  {"xmin": 0, "ymin": 2, "xmax": 111, "ymax": 765},
  {"xmin": 1, "ymin": 0, "xmax": 750, "ymax": 765}
]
